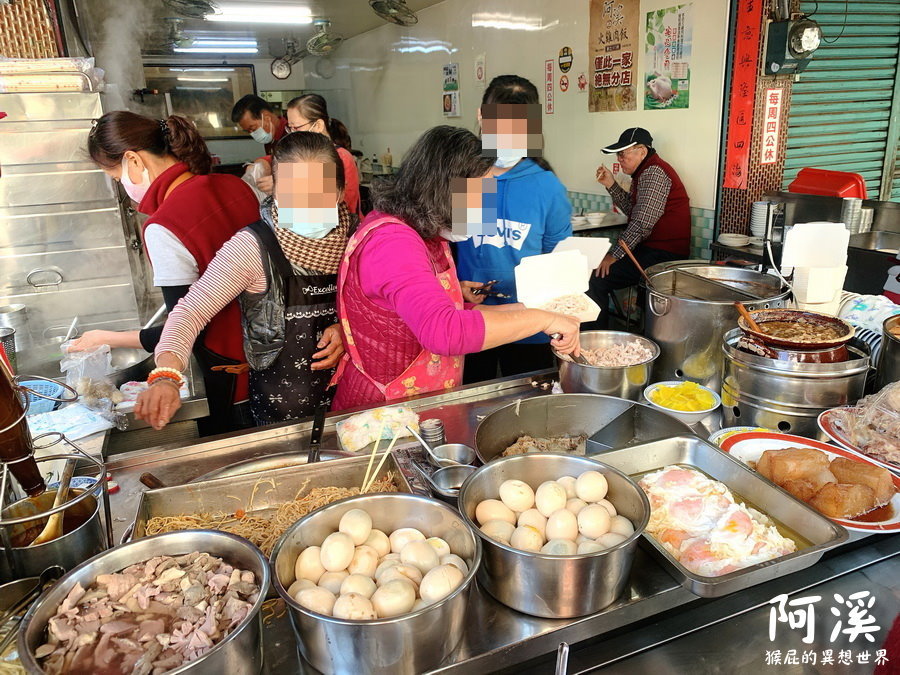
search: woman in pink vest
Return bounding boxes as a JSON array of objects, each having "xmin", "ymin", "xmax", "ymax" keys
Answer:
[
  {"xmin": 332, "ymin": 126, "xmax": 582, "ymax": 411},
  {"xmin": 586, "ymin": 127, "xmax": 691, "ymax": 330}
]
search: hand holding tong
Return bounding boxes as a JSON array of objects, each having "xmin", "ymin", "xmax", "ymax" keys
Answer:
[{"xmin": 471, "ymin": 280, "xmax": 511, "ymax": 299}]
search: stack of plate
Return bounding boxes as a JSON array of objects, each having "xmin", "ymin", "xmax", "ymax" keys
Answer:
[{"xmin": 749, "ymin": 201, "xmax": 769, "ymax": 240}]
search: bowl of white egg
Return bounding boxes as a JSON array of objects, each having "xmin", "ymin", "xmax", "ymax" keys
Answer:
[
  {"xmin": 458, "ymin": 452, "xmax": 650, "ymax": 618},
  {"xmin": 271, "ymin": 492, "xmax": 481, "ymax": 675}
]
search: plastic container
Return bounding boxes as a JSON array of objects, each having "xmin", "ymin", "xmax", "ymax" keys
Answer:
[{"xmin": 18, "ymin": 380, "xmax": 65, "ymax": 415}]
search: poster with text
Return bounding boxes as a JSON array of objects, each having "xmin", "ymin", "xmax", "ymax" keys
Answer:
[
  {"xmin": 442, "ymin": 63, "xmax": 461, "ymax": 117},
  {"xmin": 589, "ymin": 0, "xmax": 639, "ymax": 113},
  {"xmin": 644, "ymin": 4, "xmax": 693, "ymax": 110}
]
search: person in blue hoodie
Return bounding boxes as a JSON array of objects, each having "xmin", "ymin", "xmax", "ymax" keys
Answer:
[{"xmin": 456, "ymin": 75, "xmax": 573, "ymax": 384}]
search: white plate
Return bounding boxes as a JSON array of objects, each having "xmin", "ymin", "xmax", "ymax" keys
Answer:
[
  {"xmin": 720, "ymin": 431, "xmax": 900, "ymax": 533},
  {"xmin": 718, "ymin": 234, "xmax": 750, "ymax": 247},
  {"xmin": 749, "ymin": 237, "xmax": 765, "ymax": 246}
]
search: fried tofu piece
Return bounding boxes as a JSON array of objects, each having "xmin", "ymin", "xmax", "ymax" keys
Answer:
[
  {"xmin": 809, "ymin": 482, "xmax": 876, "ymax": 519},
  {"xmin": 830, "ymin": 457, "xmax": 896, "ymax": 506},
  {"xmin": 757, "ymin": 447, "xmax": 831, "ymax": 485},
  {"xmin": 780, "ymin": 478, "xmax": 820, "ymax": 503}
]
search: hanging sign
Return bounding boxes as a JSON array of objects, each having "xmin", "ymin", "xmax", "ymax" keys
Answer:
[
  {"xmin": 760, "ymin": 88, "xmax": 783, "ymax": 165},
  {"xmin": 545, "ymin": 59, "xmax": 555, "ymax": 114},
  {"xmin": 723, "ymin": 0, "xmax": 764, "ymax": 188},
  {"xmin": 589, "ymin": 0, "xmax": 638, "ymax": 112},
  {"xmin": 559, "ymin": 46, "xmax": 574, "ymax": 73}
]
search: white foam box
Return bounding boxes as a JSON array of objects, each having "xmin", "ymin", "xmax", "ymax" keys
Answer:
[
  {"xmin": 781, "ymin": 222, "xmax": 849, "ymax": 268},
  {"xmin": 792, "ymin": 265, "xmax": 848, "ymax": 304},
  {"xmin": 514, "ymin": 249, "xmax": 601, "ymax": 323},
  {"xmin": 553, "ymin": 236, "xmax": 612, "ymax": 271}
]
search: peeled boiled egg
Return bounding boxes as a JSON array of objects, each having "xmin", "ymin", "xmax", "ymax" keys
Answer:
[
  {"xmin": 577, "ymin": 504, "xmax": 612, "ymax": 539},
  {"xmin": 295, "ymin": 586, "xmax": 336, "ymax": 616},
  {"xmin": 596, "ymin": 499, "xmax": 617, "ymax": 517},
  {"xmin": 377, "ymin": 564, "xmax": 423, "ymax": 588},
  {"xmin": 541, "ymin": 539, "xmax": 577, "ymax": 555},
  {"xmin": 566, "ymin": 498, "xmax": 588, "ymax": 516},
  {"xmin": 440, "ymin": 554, "xmax": 469, "ymax": 575},
  {"xmin": 425, "ymin": 537, "xmax": 451, "ymax": 559},
  {"xmin": 288, "ymin": 578, "xmax": 316, "ymax": 599},
  {"xmin": 320, "ymin": 532, "xmax": 355, "ymax": 572},
  {"xmin": 545, "ymin": 509, "xmax": 578, "ymax": 542},
  {"xmin": 577, "ymin": 541, "xmax": 605, "ymax": 554},
  {"xmin": 498, "ymin": 479, "xmax": 535, "ymax": 513},
  {"xmin": 339, "ymin": 508, "xmax": 373, "ymax": 546},
  {"xmin": 480, "ymin": 519, "xmax": 515, "ymax": 545},
  {"xmin": 419, "ymin": 564, "xmax": 464, "ymax": 604},
  {"xmin": 390, "ymin": 528, "xmax": 426, "ymax": 554},
  {"xmin": 295, "ymin": 546, "xmax": 326, "ymax": 583},
  {"xmin": 363, "ymin": 529, "xmax": 391, "ymax": 557},
  {"xmin": 576, "ymin": 534, "xmax": 594, "ymax": 544},
  {"xmin": 609, "ymin": 515, "xmax": 635, "ymax": 538},
  {"xmin": 558, "ymin": 475, "xmax": 578, "ymax": 499},
  {"xmin": 348, "ymin": 545, "xmax": 379, "ymax": 578},
  {"xmin": 333, "ymin": 592, "xmax": 377, "ymax": 620},
  {"xmin": 412, "ymin": 597, "xmax": 428, "ymax": 612},
  {"xmin": 401, "ymin": 540, "xmax": 440, "ymax": 574},
  {"xmin": 318, "ymin": 570, "xmax": 349, "ymax": 595},
  {"xmin": 509, "ymin": 525, "xmax": 544, "ymax": 552},
  {"xmin": 575, "ymin": 471, "xmax": 608, "ymax": 503},
  {"xmin": 374, "ymin": 557, "xmax": 402, "ymax": 580},
  {"xmin": 517, "ymin": 508, "xmax": 547, "ymax": 538},
  {"xmin": 371, "ymin": 579, "xmax": 417, "ymax": 618},
  {"xmin": 340, "ymin": 574, "xmax": 377, "ymax": 599},
  {"xmin": 534, "ymin": 481, "xmax": 568, "ymax": 517},
  {"xmin": 475, "ymin": 499, "xmax": 516, "ymax": 526},
  {"xmin": 382, "ymin": 552, "xmax": 401, "ymax": 561},
  {"xmin": 596, "ymin": 532, "xmax": 627, "ymax": 548}
]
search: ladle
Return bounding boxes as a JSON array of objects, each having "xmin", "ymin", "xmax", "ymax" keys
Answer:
[
  {"xmin": 29, "ymin": 459, "xmax": 75, "ymax": 547},
  {"xmin": 0, "ymin": 565, "xmax": 64, "ymax": 653},
  {"xmin": 405, "ymin": 425, "xmax": 475, "ymax": 466},
  {"xmin": 734, "ymin": 301, "xmax": 762, "ymax": 332},
  {"xmin": 411, "ymin": 462, "xmax": 475, "ymax": 499}
]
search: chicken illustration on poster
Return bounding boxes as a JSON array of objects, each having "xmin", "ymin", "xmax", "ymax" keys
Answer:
[
  {"xmin": 644, "ymin": 4, "xmax": 693, "ymax": 110},
  {"xmin": 588, "ymin": 0, "xmax": 639, "ymax": 112}
]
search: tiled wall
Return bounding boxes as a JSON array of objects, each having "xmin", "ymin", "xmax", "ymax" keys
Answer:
[{"xmin": 567, "ymin": 191, "xmax": 716, "ymax": 259}]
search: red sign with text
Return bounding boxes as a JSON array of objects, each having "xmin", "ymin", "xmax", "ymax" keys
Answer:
[
  {"xmin": 545, "ymin": 59, "xmax": 555, "ymax": 114},
  {"xmin": 760, "ymin": 88, "xmax": 783, "ymax": 165}
]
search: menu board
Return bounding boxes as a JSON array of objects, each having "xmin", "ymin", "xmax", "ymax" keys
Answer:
[{"xmin": 589, "ymin": 0, "xmax": 639, "ymax": 112}]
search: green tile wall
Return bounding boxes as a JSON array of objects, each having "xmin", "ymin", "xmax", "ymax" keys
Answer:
[{"xmin": 567, "ymin": 191, "xmax": 716, "ymax": 259}]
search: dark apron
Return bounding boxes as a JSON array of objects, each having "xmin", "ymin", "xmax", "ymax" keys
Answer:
[{"xmin": 245, "ymin": 221, "xmax": 337, "ymax": 425}]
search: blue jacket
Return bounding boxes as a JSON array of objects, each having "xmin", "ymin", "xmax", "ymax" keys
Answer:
[{"xmin": 456, "ymin": 159, "xmax": 572, "ymax": 344}]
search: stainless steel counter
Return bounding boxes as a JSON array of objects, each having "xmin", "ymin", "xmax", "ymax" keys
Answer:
[{"xmin": 100, "ymin": 373, "xmax": 898, "ymax": 674}]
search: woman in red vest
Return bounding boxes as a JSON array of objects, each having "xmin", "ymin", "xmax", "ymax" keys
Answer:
[
  {"xmin": 68, "ymin": 111, "xmax": 260, "ymax": 434},
  {"xmin": 585, "ymin": 127, "xmax": 691, "ymax": 330}
]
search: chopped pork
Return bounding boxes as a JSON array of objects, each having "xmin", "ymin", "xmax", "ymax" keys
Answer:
[
  {"xmin": 36, "ymin": 552, "xmax": 259, "ymax": 675},
  {"xmin": 560, "ymin": 339, "xmax": 654, "ymax": 367}
]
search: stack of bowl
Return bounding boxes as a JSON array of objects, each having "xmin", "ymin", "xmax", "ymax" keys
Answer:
[{"xmin": 586, "ymin": 212, "xmax": 606, "ymax": 227}]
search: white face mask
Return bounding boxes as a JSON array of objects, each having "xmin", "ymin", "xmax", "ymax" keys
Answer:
[
  {"xmin": 276, "ymin": 203, "xmax": 339, "ymax": 239},
  {"xmin": 482, "ymin": 133, "xmax": 526, "ymax": 168},
  {"xmin": 120, "ymin": 155, "xmax": 151, "ymax": 203},
  {"xmin": 440, "ymin": 228, "xmax": 470, "ymax": 243},
  {"xmin": 250, "ymin": 116, "xmax": 273, "ymax": 145}
]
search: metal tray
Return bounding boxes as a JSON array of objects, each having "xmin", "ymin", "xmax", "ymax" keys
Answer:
[
  {"xmin": 596, "ymin": 435, "xmax": 849, "ymax": 598},
  {"xmin": 130, "ymin": 453, "xmax": 414, "ymax": 541}
]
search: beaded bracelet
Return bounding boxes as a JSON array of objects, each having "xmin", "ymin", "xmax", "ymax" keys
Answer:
[{"xmin": 147, "ymin": 367, "xmax": 184, "ymax": 388}]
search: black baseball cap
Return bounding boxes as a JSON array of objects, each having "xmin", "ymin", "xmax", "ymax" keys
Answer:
[{"xmin": 602, "ymin": 127, "xmax": 653, "ymax": 154}]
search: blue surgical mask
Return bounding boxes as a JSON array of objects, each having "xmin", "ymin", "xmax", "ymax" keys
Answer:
[
  {"xmin": 250, "ymin": 119, "xmax": 273, "ymax": 145},
  {"xmin": 494, "ymin": 152, "xmax": 524, "ymax": 168},
  {"xmin": 276, "ymin": 204, "xmax": 339, "ymax": 239}
]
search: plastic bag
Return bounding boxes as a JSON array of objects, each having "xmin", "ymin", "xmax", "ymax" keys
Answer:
[
  {"xmin": 59, "ymin": 343, "xmax": 123, "ymax": 410},
  {"xmin": 836, "ymin": 382, "xmax": 900, "ymax": 467}
]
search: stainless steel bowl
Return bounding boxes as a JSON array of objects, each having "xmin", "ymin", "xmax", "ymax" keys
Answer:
[
  {"xmin": 271, "ymin": 493, "xmax": 481, "ymax": 675},
  {"xmin": 555, "ymin": 331, "xmax": 659, "ymax": 399},
  {"xmin": 19, "ymin": 530, "xmax": 270, "ymax": 675},
  {"xmin": 426, "ymin": 443, "xmax": 476, "ymax": 468},
  {"xmin": 458, "ymin": 453, "xmax": 650, "ymax": 618}
]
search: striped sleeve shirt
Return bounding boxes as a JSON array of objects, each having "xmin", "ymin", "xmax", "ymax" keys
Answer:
[
  {"xmin": 607, "ymin": 165, "xmax": 672, "ymax": 259},
  {"xmin": 156, "ymin": 230, "xmax": 266, "ymax": 370}
]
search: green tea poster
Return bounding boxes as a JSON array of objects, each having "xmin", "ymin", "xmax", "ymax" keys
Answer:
[{"xmin": 644, "ymin": 4, "xmax": 693, "ymax": 110}]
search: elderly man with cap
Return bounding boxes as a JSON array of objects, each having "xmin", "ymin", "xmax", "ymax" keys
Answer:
[{"xmin": 585, "ymin": 127, "xmax": 691, "ymax": 330}]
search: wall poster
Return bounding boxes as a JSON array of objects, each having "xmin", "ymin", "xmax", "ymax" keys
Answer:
[
  {"xmin": 442, "ymin": 63, "xmax": 460, "ymax": 117},
  {"xmin": 588, "ymin": 0, "xmax": 639, "ymax": 112},
  {"xmin": 644, "ymin": 4, "xmax": 693, "ymax": 110}
]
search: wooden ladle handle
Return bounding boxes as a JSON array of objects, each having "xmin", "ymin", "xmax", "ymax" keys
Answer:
[{"xmin": 735, "ymin": 302, "xmax": 761, "ymax": 332}]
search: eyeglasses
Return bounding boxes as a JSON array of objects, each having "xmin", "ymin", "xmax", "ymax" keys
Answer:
[
  {"xmin": 616, "ymin": 146, "xmax": 642, "ymax": 159},
  {"xmin": 286, "ymin": 120, "xmax": 315, "ymax": 133}
]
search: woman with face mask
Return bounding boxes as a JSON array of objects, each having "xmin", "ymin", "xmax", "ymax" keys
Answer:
[
  {"xmin": 285, "ymin": 94, "xmax": 361, "ymax": 216},
  {"xmin": 331, "ymin": 125, "xmax": 581, "ymax": 411},
  {"xmin": 69, "ymin": 111, "xmax": 260, "ymax": 434},
  {"xmin": 135, "ymin": 132, "xmax": 350, "ymax": 430},
  {"xmin": 455, "ymin": 75, "xmax": 573, "ymax": 385}
]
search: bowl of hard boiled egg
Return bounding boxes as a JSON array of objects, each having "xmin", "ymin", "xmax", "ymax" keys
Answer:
[
  {"xmin": 458, "ymin": 453, "xmax": 650, "ymax": 618},
  {"xmin": 271, "ymin": 492, "xmax": 481, "ymax": 675}
]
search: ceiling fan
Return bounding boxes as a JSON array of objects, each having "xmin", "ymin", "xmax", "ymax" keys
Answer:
[
  {"xmin": 370, "ymin": 0, "xmax": 418, "ymax": 26},
  {"xmin": 161, "ymin": 17, "xmax": 194, "ymax": 50},
  {"xmin": 162, "ymin": 0, "xmax": 218, "ymax": 19},
  {"xmin": 271, "ymin": 39, "xmax": 308, "ymax": 81},
  {"xmin": 306, "ymin": 19, "xmax": 343, "ymax": 56}
]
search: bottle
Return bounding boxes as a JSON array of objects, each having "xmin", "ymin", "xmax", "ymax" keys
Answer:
[{"xmin": 0, "ymin": 359, "xmax": 45, "ymax": 496}]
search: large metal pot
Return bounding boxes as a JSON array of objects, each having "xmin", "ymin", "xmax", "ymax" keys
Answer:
[
  {"xmin": 877, "ymin": 315, "xmax": 900, "ymax": 391},
  {"xmin": 721, "ymin": 328, "xmax": 870, "ymax": 438},
  {"xmin": 18, "ymin": 530, "xmax": 270, "ymax": 675},
  {"xmin": 458, "ymin": 453, "xmax": 649, "ymax": 618},
  {"xmin": 109, "ymin": 347, "xmax": 153, "ymax": 387},
  {"xmin": 0, "ymin": 489, "xmax": 104, "ymax": 582},
  {"xmin": 474, "ymin": 394, "xmax": 692, "ymax": 463},
  {"xmin": 271, "ymin": 493, "xmax": 480, "ymax": 675},
  {"xmin": 643, "ymin": 261, "xmax": 790, "ymax": 389},
  {"xmin": 555, "ymin": 331, "xmax": 659, "ymax": 399}
]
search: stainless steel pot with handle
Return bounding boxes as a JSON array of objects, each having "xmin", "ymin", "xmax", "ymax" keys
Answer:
[{"xmin": 877, "ymin": 315, "xmax": 900, "ymax": 391}]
